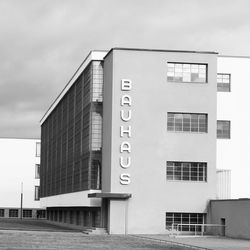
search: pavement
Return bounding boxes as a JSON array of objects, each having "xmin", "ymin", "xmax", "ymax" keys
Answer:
[
  {"xmin": 1, "ymin": 219, "xmax": 250, "ymax": 249},
  {"xmin": 134, "ymin": 234, "xmax": 250, "ymax": 250}
]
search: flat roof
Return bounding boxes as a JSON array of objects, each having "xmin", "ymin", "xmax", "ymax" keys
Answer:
[
  {"xmin": 104, "ymin": 47, "xmax": 218, "ymax": 59},
  {"xmin": 210, "ymin": 198, "xmax": 250, "ymax": 202}
]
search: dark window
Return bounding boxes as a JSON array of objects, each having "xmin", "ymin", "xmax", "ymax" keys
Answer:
[
  {"xmin": 167, "ymin": 113, "xmax": 208, "ymax": 133},
  {"xmin": 35, "ymin": 186, "xmax": 40, "ymax": 200},
  {"xmin": 9, "ymin": 209, "xmax": 18, "ymax": 218},
  {"xmin": 217, "ymin": 74, "xmax": 231, "ymax": 92},
  {"xmin": 217, "ymin": 120, "xmax": 230, "ymax": 139},
  {"xmin": 166, "ymin": 162, "xmax": 207, "ymax": 182},
  {"xmin": 35, "ymin": 164, "xmax": 40, "ymax": 179},
  {"xmin": 166, "ymin": 212, "xmax": 205, "ymax": 231},
  {"xmin": 167, "ymin": 63, "xmax": 207, "ymax": 83},
  {"xmin": 23, "ymin": 210, "xmax": 32, "ymax": 218},
  {"xmin": 0, "ymin": 209, "xmax": 4, "ymax": 217}
]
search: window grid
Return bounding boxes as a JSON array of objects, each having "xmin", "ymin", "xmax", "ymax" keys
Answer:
[
  {"xmin": 166, "ymin": 213, "xmax": 205, "ymax": 231},
  {"xmin": 217, "ymin": 120, "xmax": 230, "ymax": 139},
  {"xmin": 167, "ymin": 113, "xmax": 208, "ymax": 133},
  {"xmin": 167, "ymin": 63, "xmax": 207, "ymax": 83},
  {"xmin": 23, "ymin": 210, "xmax": 32, "ymax": 218},
  {"xmin": 9, "ymin": 209, "xmax": 18, "ymax": 218},
  {"xmin": 217, "ymin": 73, "xmax": 231, "ymax": 92},
  {"xmin": 0, "ymin": 209, "xmax": 4, "ymax": 217},
  {"xmin": 167, "ymin": 162, "xmax": 207, "ymax": 182},
  {"xmin": 91, "ymin": 112, "xmax": 102, "ymax": 151}
]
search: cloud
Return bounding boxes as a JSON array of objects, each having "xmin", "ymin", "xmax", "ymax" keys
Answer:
[{"xmin": 0, "ymin": 0, "xmax": 250, "ymax": 137}]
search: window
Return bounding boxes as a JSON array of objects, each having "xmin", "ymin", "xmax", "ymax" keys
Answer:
[
  {"xmin": 9, "ymin": 209, "xmax": 18, "ymax": 218},
  {"xmin": 0, "ymin": 209, "xmax": 4, "ymax": 217},
  {"xmin": 35, "ymin": 164, "xmax": 40, "ymax": 179},
  {"xmin": 166, "ymin": 162, "xmax": 207, "ymax": 182},
  {"xmin": 217, "ymin": 120, "xmax": 230, "ymax": 139},
  {"xmin": 217, "ymin": 73, "xmax": 231, "ymax": 92},
  {"xmin": 166, "ymin": 213, "xmax": 205, "ymax": 231},
  {"xmin": 167, "ymin": 63, "xmax": 207, "ymax": 83},
  {"xmin": 167, "ymin": 113, "xmax": 208, "ymax": 133},
  {"xmin": 35, "ymin": 186, "xmax": 40, "ymax": 200},
  {"xmin": 36, "ymin": 142, "xmax": 41, "ymax": 157},
  {"xmin": 91, "ymin": 112, "xmax": 102, "ymax": 151},
  {"xmin": 23, "ymin": 210, "xmax": 32, "ymax": 218}
]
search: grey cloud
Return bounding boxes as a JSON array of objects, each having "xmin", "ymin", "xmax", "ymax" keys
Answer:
[{"xmin": 0, "ymin": 0, "xmax": 250, "ymax": 137}]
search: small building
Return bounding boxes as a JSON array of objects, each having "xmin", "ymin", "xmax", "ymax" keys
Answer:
[
  {"xmin": 0, "ymin": 138, "xmax": 45, "ymax": 219},
  {"xmin": 208, "ymin": 199, "xmax": 250, "ymax": 240}
]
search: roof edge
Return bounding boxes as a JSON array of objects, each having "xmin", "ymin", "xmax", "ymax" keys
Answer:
[
  {"xmin": 40, "ymin": 50, "xmax": 108, "ymax": 125},
  {"xmin": 104, "ymin": 47, "xmax": 218, "ymax": 59}
]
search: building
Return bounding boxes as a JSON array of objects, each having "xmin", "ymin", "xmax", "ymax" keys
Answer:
[
  {"xmin": 207, "ymin": 199, "xmax": 250, "ymax": 240},
  {"xmin": 0, "ymin": 138, "xmax": 45, "ymax": 219},
  {"xmin": 217, "ymin": 55, "xmax": 250, "ymax": 199},
  {"xmin": 40, "ymin": 48, "xmax": 220, "ymax": 234},
  {"xmin": 216, "ymin": 169, "xmax": 231, "ymax": 199}
]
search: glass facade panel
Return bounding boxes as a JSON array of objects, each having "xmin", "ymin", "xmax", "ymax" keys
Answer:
[
  {"xmin": 217, "ymin": 120, "xmax": 230, "ymax": 139},
  {"xmin": 166, "ymin": 162, "xmax": 207, "ymax": 182},
  {"xmin": 217, "ymin": 73, "xmax": 231, "ymax": 92},
  {"xmin": 167, "ymin": 63, "xmax": 207, "ymax": 83},
  {"xmin": 167, "ymin": 113, "xmax": 208, "ymax": 133}
]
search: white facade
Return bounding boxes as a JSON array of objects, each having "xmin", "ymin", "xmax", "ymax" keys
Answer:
[
  {"xmin": 0, "ymin": 138, "xmax": 40, "ymax": 209},
  {"xmin": 217, "ymin": 56, "xmax": 250, "ymax": 198},
  {"xmin": 216, "ymin": 169, "xmax": 231, "ymax": 199}
]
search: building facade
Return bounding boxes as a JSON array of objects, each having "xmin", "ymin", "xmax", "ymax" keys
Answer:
[
  {"xmin": 217, "ymin": 56, "xmax": 250, "ymax": 199},
  {"xmin": 40, "ymin": 48, "xmax": 219, "ymax": 234},
  {"xmin": 0, "ymin": 138, "xmax": 45, "ymax": 219}
]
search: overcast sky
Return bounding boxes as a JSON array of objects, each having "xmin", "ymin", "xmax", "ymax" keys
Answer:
[{"xmin": 1, "ymin": 0, "xmax": 250, "ymax": 138}]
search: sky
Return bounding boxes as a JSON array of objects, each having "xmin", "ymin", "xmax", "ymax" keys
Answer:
[{"xmin": 1, "ymin": 0, "xmax": 250, "ymax": 138}]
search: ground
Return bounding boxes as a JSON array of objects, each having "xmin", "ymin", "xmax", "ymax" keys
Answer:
[
  {"xmin": 1, "ymin": 219, "xmax": 250, "ymax": 250},
  {"xmin": 0, "ymin": 219, "xmax": 188, "ymax": 250}
]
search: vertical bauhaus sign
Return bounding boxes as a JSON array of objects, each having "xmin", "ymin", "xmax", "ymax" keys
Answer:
[{"xmin": 119, "ymin": 79, "xmax": 132, "ymax": 185}]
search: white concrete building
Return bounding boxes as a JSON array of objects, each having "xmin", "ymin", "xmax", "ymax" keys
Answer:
[
  {"xmin": 0, "ymin": 138, "xmax": 45, "ymax": 218},
  {"xmin": 217, "ymin": 56, "xmax": 250, "ymax": 199}
]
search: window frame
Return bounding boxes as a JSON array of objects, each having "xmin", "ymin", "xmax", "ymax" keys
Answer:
[
  {"xmin": 217, "ymin": 120, "xmax": 231, "ymax": 139},
  {"xmin": 217, "ymin": 73, "xmax": 231, "ymax": 92},
  {"xmin": 167, "ymin": 62, "xmax": 208, "ymax": 84},
  {"xmin": 166, "ymin": 161, "xmax": 207, "ymax": 182},
  {"xmin": 35, "ymin": 164, "xmax": 40, "ymax": 179},
  {"xmin": 167, "ymin": 112, "xmax": 208, "ymax": 133},
  {"xmin": 34, "ymin": 186, "xmax": 40, "ymax": 201}
]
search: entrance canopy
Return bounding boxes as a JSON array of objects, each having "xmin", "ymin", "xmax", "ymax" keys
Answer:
[{"xmin": 88, "ymin": 193, "xmax": 131, "ymax": 199}]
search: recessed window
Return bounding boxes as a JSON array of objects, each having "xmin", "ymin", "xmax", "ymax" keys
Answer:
[
  {"xmin": 217, "ymin": 120, "xmax": 230, "ymax": 139},
  {"xmin": 35, "ymin": 164, "xmax": 40, "ymax": 179},
  {"xmin": 217, "ymin": 74, "xmax": 231, "ymax": 92},
  {"xmin": 166, "ymin": 161, "xmax": 207, "ymax": 182},
  {"xmin": 36, "ymin": 142, "xmax": 41, "ymax": 157},
  {"xmin": 23, "ymin": 210, "xmax": 32, "ymax": 218},
  {"xmin": 167, "ymin": 62, "xmax": 207, "ymax": 83},
  {"xmin": 166, "ymin": 213, "xmax": 205, "ymax": 231},
  {"xmin": 0, "ymin": 209, "xmax": 4, "ymax": 217},
  {"xmin": 9, "ymin": 209, "xmax": 18, "ymax": 218},
  {"xmin": 35, "ymin": 186, "xmax": 40, "ymax": 200},
  {"xmin": 167, "ymin": 113, "xmax": 208, "ymax": 133}
]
